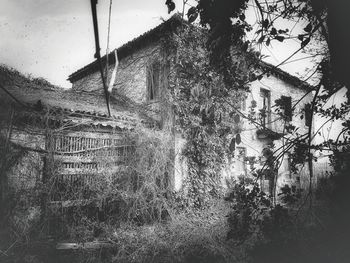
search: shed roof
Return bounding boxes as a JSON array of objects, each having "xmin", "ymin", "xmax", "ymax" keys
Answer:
[{"xmin": 0, "ymin": 65, "xmax": 155, "ymax": 128}]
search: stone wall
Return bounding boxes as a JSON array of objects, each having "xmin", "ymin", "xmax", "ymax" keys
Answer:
[
  {"xmin": 72, "ymin": 43, "xmax": 161, "ymax": 104},
  {"xmin": 71, "ymin": 43, "xmax": 174, "ymax": 128}
]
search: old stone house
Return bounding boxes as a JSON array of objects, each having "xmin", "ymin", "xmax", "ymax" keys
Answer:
[
  {"xmin": 67, "ymin": 15, "xmax": 313, "ymax": 196},
  {"xmin": 0, "ymin": 15, "xmax": 314, "ymax": 214}
]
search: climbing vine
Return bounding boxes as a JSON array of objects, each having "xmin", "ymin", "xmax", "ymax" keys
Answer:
[{"xmin": 165, "ymin": 24, "xmax": 258, "ymax": 207}]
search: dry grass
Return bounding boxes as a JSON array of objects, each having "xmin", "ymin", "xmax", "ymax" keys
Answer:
[
  {"xmin": 0, "ymin": 199, "xmax": 250, "ymax": 263},
  {"xmin": 108, "ymin": 199, "xmax": 247, "ymax": 263}
]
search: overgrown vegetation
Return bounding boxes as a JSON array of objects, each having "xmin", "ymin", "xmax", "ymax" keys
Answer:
[
  {"xmin": 166, "ymin": 23, "xmax": 257, "ymax": 207},
  {"xmin": 0, "ymin": 103, "xmax": 244, "ymax": 262},
  {"xmin": 0, "ymin": 64, "xmax": 62, "ymax": 91},
  {"xmin": 0, "ymin": 91, "xmax": 174, "ymax": 261},
  {"xmin": 2, "ymin": 0, "xmax": 350, "ymax": 261}
]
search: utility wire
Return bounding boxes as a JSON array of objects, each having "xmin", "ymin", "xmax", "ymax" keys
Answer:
[
  {"xmin": 90, "ymin": 0, "xmax": 111, "ymax": 117},
  {"xmin": 105, "ymin": 0, "xmax": 113, "ymax": 82}
]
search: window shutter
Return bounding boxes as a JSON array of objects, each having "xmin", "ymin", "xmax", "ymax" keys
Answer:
[
  {"xmin": 281, "ymin": 96, "xmax": 292, "ymax": 121},
  {"xmin": 305, "ymin": 103, "xmax": 312, "ymax": 126}
]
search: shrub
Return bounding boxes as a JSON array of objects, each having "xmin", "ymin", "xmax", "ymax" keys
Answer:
[{"xmin": 226, "ymin": 177, "xmax": 271, "ymax": 242}]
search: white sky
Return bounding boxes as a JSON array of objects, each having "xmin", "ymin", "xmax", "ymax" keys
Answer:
[
  {"xmin": 0, "ymin": 0, "xmax": 317, "ymax": 89},
  {"xmin": 0, "ymin": 0, "xmax": 179, "ymax": 88}
]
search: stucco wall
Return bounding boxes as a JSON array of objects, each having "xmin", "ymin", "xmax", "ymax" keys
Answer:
[
  {"xmin": 238, "ymin": 74, "xmax": 312, "ymax": 157},
  {"xmin": 173, "ymin": 73, "xmax": 313, "ymax": 194},
  {"xmin": 223, "ymin": 74, "xmax": 313, "ymax": 193}
]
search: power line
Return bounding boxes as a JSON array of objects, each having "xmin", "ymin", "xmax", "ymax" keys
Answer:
[
  {"xmin": 105, "ymin": 0, "xmax": 113, "ymax": 81},
  {"xmin": 90, "ymin": 0, "xmax": 111, "ymax": 117}
]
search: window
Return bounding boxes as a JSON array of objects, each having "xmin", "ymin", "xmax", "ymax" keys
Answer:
[
  {"xmin": 146, "ymin": 60, "xmax": 160, "ymax": 101},
  {"xmin": 305, "ymin": 103, "xmax": 312, "ymax": 126},
  {"xmin": 260, "ymin": 88, "xmax": 271, "ymax": 127},
  {"xmin": 281, "ymin": 96, "xmax": 292, "ymax": 121}
]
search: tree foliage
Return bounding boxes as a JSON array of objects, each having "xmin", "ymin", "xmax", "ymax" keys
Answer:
[
  {"xmin": 165, "ymin": 0, "xmax": 350, "ymax": 191},
  {"xmin": 167, "ymin": 0, "xmax": 350, "ymax": 93},
  {"xmin": 163, "ymin": 3, "xmax": 350, "ymax": 256}
]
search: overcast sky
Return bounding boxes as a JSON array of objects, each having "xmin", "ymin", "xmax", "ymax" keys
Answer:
[
  {"xmin": 1, "ymin": 0, "xmax": 314, "ymax": 88},
  {"xmin": 0, "ymin": 0, "xmax": 179, "ymax": 88}
]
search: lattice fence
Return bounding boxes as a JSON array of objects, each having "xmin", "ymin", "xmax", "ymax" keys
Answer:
[{"xmin": 48, "ymin": 132, "xmax": 135, "ymax": 203}]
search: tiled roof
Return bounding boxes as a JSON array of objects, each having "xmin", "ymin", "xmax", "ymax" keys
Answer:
[
  {"xmin": 68, "ymin": 14, "xmax": 312, "ymax": 91},
  {"xmin": 257, "ymin": 61, "xmax": 312, "ymax": 91}
]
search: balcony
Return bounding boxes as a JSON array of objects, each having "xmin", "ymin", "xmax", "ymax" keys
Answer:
[{"xmin": 256, "ymin": 128, "xmax": 283, "ymax": 140}]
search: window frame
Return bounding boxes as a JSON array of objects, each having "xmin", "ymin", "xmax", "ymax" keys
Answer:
[{"xmin": 260, "ymin": 88, "xmax": 271, "ymax": 128}]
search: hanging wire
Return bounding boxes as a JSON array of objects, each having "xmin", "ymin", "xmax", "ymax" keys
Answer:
[
  {"xmin": 90, "ymin": 0, "xmax": 111, "ymax": 116},
  {"xmin": 105, "ymin": 0, "xmax": 113, "ymax": 82}
]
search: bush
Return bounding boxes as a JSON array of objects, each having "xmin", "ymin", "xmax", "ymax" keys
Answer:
[
  {"xmin": 226, "ymin": 177, "xmax": 271, "ymax": 241},
  {"xmin": 38, "ymin": 126, "xmax": 174, "ymax": 241}
]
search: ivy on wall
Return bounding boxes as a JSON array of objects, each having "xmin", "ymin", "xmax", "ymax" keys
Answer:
[{"xmin": 163, "ymin": 24, "xmax": 258, "ymax": 207}]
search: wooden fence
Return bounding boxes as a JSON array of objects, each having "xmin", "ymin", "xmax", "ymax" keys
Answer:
[{"xmin": 49, "ymin": 132, "xmax": 134, "ymax": 202}]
